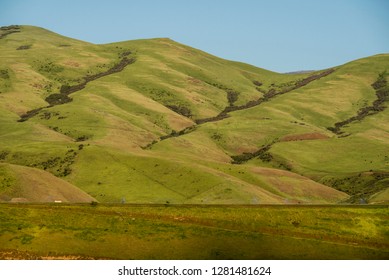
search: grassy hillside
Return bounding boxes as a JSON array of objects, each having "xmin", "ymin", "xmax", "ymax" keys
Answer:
[
  {"xmin": 149, "ymin": 55, "xmax": 389, "ymax": 203},
  {"xmin": 0, "ymin": 163, "xmax": 95, "ymax": 202},
  {"xmin": 0, "ymin": 25, "xmax": 388, "ymax": 204}
]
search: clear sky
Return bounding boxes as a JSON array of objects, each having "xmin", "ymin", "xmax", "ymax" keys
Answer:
[{"xmin": 1, "ymin": 0, "xmax": 388, "ymax": 72}]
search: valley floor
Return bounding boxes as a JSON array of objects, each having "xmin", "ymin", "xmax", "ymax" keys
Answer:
[{"xmin": 0, "ymin": 204, "xmax": 388, "ymax": 259}]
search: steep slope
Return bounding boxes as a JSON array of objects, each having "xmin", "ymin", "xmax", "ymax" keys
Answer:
[{"xmin": 1, "ymin": 25, "xmax": 386, "ymax": 204}]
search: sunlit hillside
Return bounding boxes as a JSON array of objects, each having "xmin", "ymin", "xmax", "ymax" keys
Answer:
[{"xmin": 1, "ymin": 25, "xmax": 388, "ymax": 204}]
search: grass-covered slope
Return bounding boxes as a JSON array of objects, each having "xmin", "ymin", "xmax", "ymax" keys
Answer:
[
  {"xmin": 0, "ymin": 25, "xmax": 387, "ymax": 204},
  {"xmin": 0, "ymin": 163, "xmax": 95, "ymax": 202},
  {"xmin": 151, "ymin": 55, "xmax": 389, "ymax": 203}
]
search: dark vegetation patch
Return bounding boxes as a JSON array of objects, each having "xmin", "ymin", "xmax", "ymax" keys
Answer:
[
  {"xmin": 204, "ymin": 81, "xmax": 241, "ymax": 107},
  {"xmin": 75, "ymin": 135, "xmax": 90, "ymax": 142},
  {"xmin": 231, "ymin": 143, "xmax": 274, "ymax": 164},
  {"xmin": 145, "ymin": 88, "xmax": 193, "ymax": 117},
  {"xmin": 141, "ymin": 126, "xmax": 197, "ymax": 149},
  {"xmin": 0, "ymin": 151, "xmax": 10, "ymax": 161},
  {"xmin": 58, "ymin": 56, "xmax": 135, "ymax": 97},
  {"xmin": 0, "ymin": 148, "xmax": 80, "ymax": 178},
  {"xmin": 160, "ymin": 126, "xmax": 196, "ymax": 141},
  {"xmin": 231, "ymin": 139, "xmax": 293, "ymax": 171},
  {"xmin": 280, "ymin": 133, "xmax": 329, "ymax": 142},
  {"xmin": 39, "ymin": 111, "xmax": 60, "ymax": 120},
  {"xmin": 47, "ymin": 125, "xmax": 92, "ymax": 142},
  {"xmin": 0, "ymin": 166, "xmax": 15, "ymax": 192},
  {"xmin": 0, "ymin": 25, "xmax": 20, "ymax": 39},
  {"xmin": 166, "ymin": 105, "xmax": 192, "ymax": 118},
  {"xmin": 42, "ymin": 82, "xmax": 54, "ymax": 94},
  {"xmin": 16, "ymin": 45, "xmax": 32, "ymax": 50},
  {"xmin": 18, "ymin": 108, "xmax": 45, "ymax": 122},
  {"xmin": 328, "ymin": 71, "xmax": 388, "ymax": 134},
  {"xmin": 36, "ymin": 59, "xmax": 65, "ymax": 74},
  {"xmin": 30, "ymin": 149, "xmax": 78, "ymax": 177},
  {"xmin": 0, "ymin": 176, "xmax": 13, "ymax": 191},
  {"xmin": 211, "ymin": 132, "xmax": 223, "ymax": 141},
  {"xmin": 146, "ymin": 88, "xmax": 175, "ymax": 102},
  {"xmin": 45, "ymin": 93, "xmax": 72, "ymax": 105},
  {"xmin": 226, "ymin": 90, "xmax": 239, "ymax": 106},
  {"xmin": 9, "ymin": 234, "xmax": 35, "ymax": 245},
  {"xmin": 0, "ymin": 69, "xmax": 10, "ymax": 79},
  {"xmin": 18, "ymin": 53, "xmax": 136, "ymax": 122},
  {"xmin": 204, "ymin": 81, "xmax": 232, "ymax": 91},
  {"xmin": 253, "ymin": 80, "xmax": 265, "ymax": 93},
  {"xmin": 322, "ymin": 172, "xmax": 389, "ymax": 203},
  {"xmin": 119, "ymin": 51, "xmax": 132, "ymax": 58},
  {"xmin": 0, "ymin": 68, "xmax": 12, "ymax": 93},
  {"xmin": 195, "ymin": 112, "xmax": 230, "ymax": 124}
]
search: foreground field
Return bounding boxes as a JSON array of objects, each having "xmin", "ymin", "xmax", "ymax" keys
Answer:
[{"xmin": 0, "ymin": 204, "xmax": 388, "ymax": 259}]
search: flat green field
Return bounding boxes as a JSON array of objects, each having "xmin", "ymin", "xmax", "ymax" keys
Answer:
[{"xmin": 0, "ymin": 204, "xmax": 388, "ymax": 259}]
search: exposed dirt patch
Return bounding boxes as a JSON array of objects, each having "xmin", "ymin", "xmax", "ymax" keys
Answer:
[
  {"xmin": 0, "ymin": 249, "xmax": 103, "ymax": 260},
  {"xmin": 280, "ymin": 132, "xmax": 330, "ymax": 142},
  {"xmin": 62, "ymin": 60, "xmax": 81, "ymax": 67},
  {"xmin": 187, "ymin": 76, "xmax": 202, "ymax": 84}
]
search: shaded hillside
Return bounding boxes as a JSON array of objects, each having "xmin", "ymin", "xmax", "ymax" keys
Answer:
[{"xmin": 0, "ymin": 25, "xmax": 388, "ymax": 204}]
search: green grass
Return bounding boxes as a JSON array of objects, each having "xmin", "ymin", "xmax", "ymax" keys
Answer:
[
  {"xmin": 0, "ymin": 25, "xmax": 388, "ymax": 204},
  {"xmin": 0, "ymin": 204, "xmax": 388, "ymax": 259},
  {"xmin": 0, "ymin": 165, "xmax": 16, "ymax": 194}
]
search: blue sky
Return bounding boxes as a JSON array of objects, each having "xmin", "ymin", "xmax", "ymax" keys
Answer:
[{"xmin": 1, "ymin": 0, "xmax": 388, "ymax": 72}]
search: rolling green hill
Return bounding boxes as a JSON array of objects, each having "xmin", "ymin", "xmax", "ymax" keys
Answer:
[
  {"xmin": 0, "ymin": 163, "xmax": 95, "ymax": 202},
  {"xmin": 1, "ymin": 25, "xmax": 388, "ymax": 204}
]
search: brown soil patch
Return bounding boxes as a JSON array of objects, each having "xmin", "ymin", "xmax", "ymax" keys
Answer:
[
  {"xmin": 187, "ymin": 76, "xmax": 202, "ymax": 84},
  {"xmin": 0, "ymin": 249, "xmax": 103, "ymax": 260},
  {"xmin": 62, "ymin": 60, "xmax": 81, "ymax": 67},
  {"xmin": 280, "ymin": 132, "xmax": 329, "ymax": 142}
]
